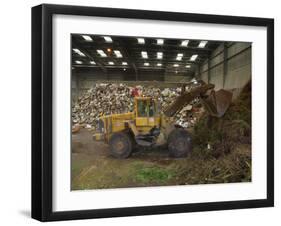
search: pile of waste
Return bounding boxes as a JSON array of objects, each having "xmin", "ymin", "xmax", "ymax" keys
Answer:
[
  {"xmin": 193, "ymin": 81, "xmax": 251, "ymax": 157},
  {"xmin": 72, "ymin": 83, "xmax": 203, "ymax": 131},
  {"xmin": 185, "ymin": 81, "xmax": 252, "ymax": 183}
]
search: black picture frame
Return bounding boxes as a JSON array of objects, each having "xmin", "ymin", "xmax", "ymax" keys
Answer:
[{"xmin": 32, "ymin": 4, "xmax": 274, "ymax": 222}]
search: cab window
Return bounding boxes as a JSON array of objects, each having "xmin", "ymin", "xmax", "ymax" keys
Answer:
[
  {"xmin": 137, "ymin": 99, "xmax": 156, "ymax": 117},
  {"xmin": 148, "ymin": 100, "xmax": 155, "ymax": 117},
  {"xmin": 137, "ymin": 100, "xmax": 147, "ymax": 117}
]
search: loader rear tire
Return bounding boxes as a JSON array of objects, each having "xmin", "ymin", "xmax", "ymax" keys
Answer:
[
  {"xmin": 168, "ymin": 128, "xmax": 192, "ymax": 158},
  {"xmin": 109, "ymin": 132, "xmax": 133, "ymax": 159}
]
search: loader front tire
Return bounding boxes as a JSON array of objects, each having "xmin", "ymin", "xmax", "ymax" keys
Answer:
[
  {"xmin": 109, "ymin": 132, "xmax": 133, "ymax": 158},
  {"xmin": 168, "ymin": 128, "xmax": 192, "ymax": 158}
]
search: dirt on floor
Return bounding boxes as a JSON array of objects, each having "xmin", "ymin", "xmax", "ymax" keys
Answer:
[
  {"xmin": 71, "ymin": 82, "xmax": 252, "ymax": 190},
  {"xmin": 72, "ymin": 132, "xmax": 251, "ymax": 190}
]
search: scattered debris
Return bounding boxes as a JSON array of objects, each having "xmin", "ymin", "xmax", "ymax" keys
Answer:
[{"xmin": 72, "ymin": 124, "xmax": 80, "ymax": 133}]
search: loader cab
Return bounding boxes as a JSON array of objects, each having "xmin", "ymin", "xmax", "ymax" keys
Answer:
[{"xmin": 135, "ymin": 97, "xmax": 160, "ymax": 127}]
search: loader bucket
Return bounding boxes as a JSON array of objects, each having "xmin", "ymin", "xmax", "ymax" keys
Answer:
[
  {"xmin": 201, "ymin": 89, "xmax": 233, "ymax": 118},
  {"xmin": 163, "ymin": 83, "xmax": 215, "ymax": 117}
]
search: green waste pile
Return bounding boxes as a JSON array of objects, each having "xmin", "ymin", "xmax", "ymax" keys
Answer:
[{"xmin": 187, "ymin": 81, "xmax": 252, "ymax": 183}]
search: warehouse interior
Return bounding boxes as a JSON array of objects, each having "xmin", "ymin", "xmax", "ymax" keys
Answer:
[
  {"xmin": 72, "ymin": 34, "xmax": 251, "ymax": 99},
  {"xmin": 71, "ymin": 34, "xmax": 252, "ymax": 190}
]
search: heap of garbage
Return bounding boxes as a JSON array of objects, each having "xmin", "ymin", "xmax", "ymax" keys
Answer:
[{"xmin": 72, "ymin": 83, "xmax": 203, "ymax": 131}]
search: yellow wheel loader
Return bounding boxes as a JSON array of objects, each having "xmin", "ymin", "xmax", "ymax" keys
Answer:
[{"xmin": 93, "ymin": 80, "xmax": 232, "ymax": 158}]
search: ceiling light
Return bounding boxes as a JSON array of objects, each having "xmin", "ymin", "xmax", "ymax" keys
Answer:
[
  {"xmin": 190, "ymin": 54, "xmax": 198, "ymax": 61},
  {"xmin": 122, "ymin": 62, "xmax": 128, "ymax": 65},
  {"xmin": 90, "ymin": 61, "xmax": 96, "ymax": 65},
  {"xmin": 104, "ymin": 36, "xmax": 113, "ymax": 43},
  {"xmin": 108, "ymin": 61, "xmax": 114, "ymax": 65},
  {"xmin": 176, "ymin": 53, "xmax": 183, "ymax": 61},
  {"xmin": 73, "ymin": 48, "xmax": 85, "ymax": 57},
  {"xmin": 198, "ymin": 41, "xmax": 208, "ymax": 48},
  {"xmin": 137, "ymin": 38, "xmax": 145, "ymax": 44},
  {"xmin": 75, "ymin": 60, "xmax": 82, "ymax": 64},
  {"xmin": 141, "ymin": 51, "xmax": 148, "ymax": 59},
  {"xmin": 73, "ymin": 48, "xmax": 80, "ymax": 53},
  {"xmin": 173, "ymin": 64, "xmax": 179, "ymax": 67},
  {"xmin": 144, "ymin": 62, "xmax": 149, "ymax": 66},
  {"xmin": 157, "ymin": 39, "xmax": 164, "ymax": 45},
  {"xmin": 181, "ymin": 40, "xmax": 189, "ymax": 47},
  {"xmin": 107, "ymin": 48, "xmax": 112, "ymax": 53},
  {"xmin": 82, "ymin": 35, "xmax": 93, "ymax": 41},
  {"xmin": 96, "ymin": 49, "xmax": 107, "ymax": 57},
  {"xmin": 157, "ymin": 52, "xmax": 163, "ymax": 59},
  {"xmin": 157, "ymin": 63, "xmax": 162, "ymax": 66},
  {"xmin": 114, "ymin": 50, "xmax": 123, "ymax": 58},
  {"xmin": 185, "ymin": 65, "xmax": 191, "ymax": 68}
]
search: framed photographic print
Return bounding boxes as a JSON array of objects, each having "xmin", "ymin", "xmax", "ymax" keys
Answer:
[{"xmin": 31, "ymin": 4, "xmax": 274, "ymax": 221}]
